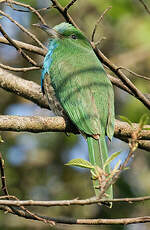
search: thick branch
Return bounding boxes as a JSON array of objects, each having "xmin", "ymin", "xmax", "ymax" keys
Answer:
[
  {"xmin": 0, "ymin": 115, "xmax": 69, "ymax": 133},
  {"xmin": 115, "ymin": 120, "xmax": 150, "ymax": 140},
  {"xmin": 0, "ymin": 68, "xmax": 49, "ymax": 109},
  {"xmin": 0, "ymin": 115, "xmax": 149, "ymax": 150}
]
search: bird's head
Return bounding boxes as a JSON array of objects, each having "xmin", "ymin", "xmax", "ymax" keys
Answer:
[{"xmin": 33, "ymin": 22, "xmax": 90, "ymax": 48}]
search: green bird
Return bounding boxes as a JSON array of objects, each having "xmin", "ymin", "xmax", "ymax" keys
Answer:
[{"xmin": 36, "ymin": 22, "xmax": 115, "ymax": 203}]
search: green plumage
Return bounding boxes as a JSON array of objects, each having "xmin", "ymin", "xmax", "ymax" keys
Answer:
[
  {"xmin": 40, "ymin": 22, "xmax": 115, "ymax": 203},
  {"xmin": 87, "ymin": 136, "xmax": 113, "ymax": 201}
]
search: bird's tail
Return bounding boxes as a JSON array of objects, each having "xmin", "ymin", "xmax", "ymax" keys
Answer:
[{"xmin": 87, "ymin": 136, "xmax": 113, "ymax": 204}]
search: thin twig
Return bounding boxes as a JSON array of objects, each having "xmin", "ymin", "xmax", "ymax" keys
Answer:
[
  {"xmin": 0, "ymin": 153, "xmax": 9, "ymax": 196},
  {"xmin": 108, "ymin": 74, "xmax": 133, "ymax": 95},
  {"xmin": 64, "ymin": 0, "xmax": 78, "ymax": 12},
  {"xmin": 5, "ymin": 1, "xmax": 53, "ymax": 13},
  {"xmin": 6, "ymin": 195, "xmax": 55, "ymax": 225},
  {"xmin": 0, "ymin": 153, "xmax": 55, "ymax": 225},
  {"xmin": 94, "ymin": 47, "xmax": 150, "ymax": 110},
  {"xmin": 138, "ymin": 0, "xmax": 150, "ymax": 14},
  {"xmin": 0, "ymin": 37, "xmax": 47, "ymax": 55},
  {"xmin": 51, "ymin": 0, "xmax": 79, "ymax": 29},
  {"xmin": 0, "ymin": 9, "xmax": 46, "ymax": 49},
  {"xmin": 91, "ymin": 6, "xmax": 112, "ymax": 42},
  {"xmin": 6, "ymin": 0, "xmax": 47, "ymax": 24},
  {"xmin": 95, "ymin": 37, "xmax": 107, "ymax": 47},
  {"xmin": 1, "ymin": 204, "xmax": 150, "ymax": 225},
  {"xmin": 118, "ymin": 66, "xmax": 150, "ymax": 81},
  {"xmin": 0, "ymin": 24, "xmax": 40, "ymax": 66},
  {"xmin": 1, "ymin": 195, "xmax": 150, "ymax": 207},
  {"xmin": 0, "ymin": 63, "xmax": 40, "ymax": 72}
]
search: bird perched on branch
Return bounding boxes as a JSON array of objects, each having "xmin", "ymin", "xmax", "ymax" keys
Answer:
[{"xmin": 35, "ymin": 22, "xmax": 115, "ymax": 205}]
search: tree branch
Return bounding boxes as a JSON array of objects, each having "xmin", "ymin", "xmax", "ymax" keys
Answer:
[
  {"xmin": 91, "ymin": 6, "xmax": 112, "ymax": 42},
  {"xmin": 115, "ymin": 120, "xmax": 150, "ymax": 140},
  {"xmin": 0, "ymin": 115, "xmax": 149, "ymax": 150},
  {"xmin": 1, "ymin": 204, "xmax": 150, "ymax": 225},
  {"xmin": 117, "ymin": 66, "xmax": 150, "ymax": 81},
  {"xmin": 0, "ymin": 24, "xmax": 39, "ymax": 66},
  {"xmin": 1, "ymin": 63, "xmax": 150, "ymax": 109},
  {"xmin": 0, "ymin": 63, "xmax": 40, "ymax": 72},
  {"xmin": 0, "ymin": 68, "xmax": 49, "ymax": 109},
  {"xmin": 64, "ymin": 0, "xmax": 78, "ymax": 12},
  {"xmin": 51, "ymin": 0, "xmax": 79, "ymax": 29},
  {"xmin": 0, "ymin": 37, "xmax": 46, "ymax": 55},
  {"xmin": 108, "ymin": 74, "xmax": 133, "ymax": 95},
  {"xmin": 0, "ymin": 152, "xmax": 55, "ymax": 225},
  {"xmin": 1, "ymin": 195, "xmax": 150, "ymax": 207},
  {"xmin": 138, "ymin": 0, "xmax": 150, "ymax": 14},
  {"xmin": 0, "ymin": 9, "xmax": 45, "ymax": 49},
  {"xmin": 93, "ymin": 46, "xmax": 150, "ymax": 110},
  {"xmin": 6, "ymin": 0, "xmax": 47, "ymax": 25}
]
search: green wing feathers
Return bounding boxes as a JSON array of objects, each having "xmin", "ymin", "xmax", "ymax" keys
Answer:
[
  {"xmin": 87, "ymin": 136, "xmax": 113, "ymax": 201},
  {"xmin": 46, "ymin": 37, "xmax": 115, "ymax": 202}
]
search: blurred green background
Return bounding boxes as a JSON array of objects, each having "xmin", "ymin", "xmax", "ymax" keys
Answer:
[{"xmin": 0, "ymin": 0, "xmax": 150, "ymax": 229}]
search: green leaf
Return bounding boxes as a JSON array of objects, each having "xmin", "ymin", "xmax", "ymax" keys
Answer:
[
  {"xmin": 113, "ymin": 159, "xmax": 121, "ymax": 171},
  {"xmin": 119, "ymin": 115, "xmax": 133, "ymax": 127},
  {"xmin": 104, "ymin": 151, "xmax": 121, "ymax": 169},
  {"xmin": 143, "ymin": 127, "xmax": 150, "ymax": 130},
  {"xmin": 139, "ymin": 114, "xmax": 149, "ymax": 129},
  {"xmin": 65, "ymin": 158, "xmax": 94, "ymax": 169}
]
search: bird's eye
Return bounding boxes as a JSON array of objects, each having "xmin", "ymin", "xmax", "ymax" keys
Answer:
[{"xmin": 71, "ymin": 34, "xmax": 77, "ymax": 40}]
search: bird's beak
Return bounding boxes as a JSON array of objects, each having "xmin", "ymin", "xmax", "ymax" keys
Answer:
[{"xmin": 33, "ymin": 23, "xmax": 62, "ymax": 38}]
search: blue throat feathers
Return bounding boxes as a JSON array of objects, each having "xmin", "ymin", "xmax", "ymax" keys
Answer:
[{"xmin": 41, "ymin": 39, "xmax": 58, "ymax": 94}]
